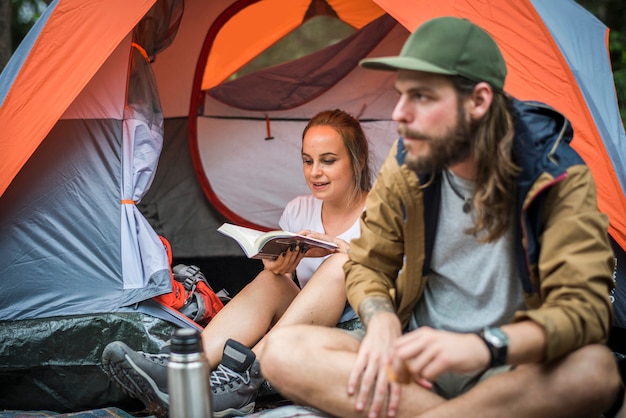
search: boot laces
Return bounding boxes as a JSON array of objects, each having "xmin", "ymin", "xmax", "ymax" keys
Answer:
[
  {"xmin": 210, "ymin": 363, "xmax": 251, "ymax": 389},
  {"xmin": 139, "ymin": 352, "xmax": 170, "ymax": 366}
]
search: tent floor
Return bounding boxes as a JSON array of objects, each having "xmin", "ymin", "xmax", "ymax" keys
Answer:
[{"xmin": 0, "ymin": 395, "xmax": 326, "ymax": 417}]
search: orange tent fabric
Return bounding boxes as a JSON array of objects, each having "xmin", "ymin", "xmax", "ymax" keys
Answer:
[
  {"xmin": 203, "ymin": 0, "xmax": 386, "ymax": 89},
  {"xmin": 1, "ymin": 0, "xmax": 624, "ymax": 249},
  {"xmin": 0, "ymin": 0, "xmax": 156, "ymax": 198}
]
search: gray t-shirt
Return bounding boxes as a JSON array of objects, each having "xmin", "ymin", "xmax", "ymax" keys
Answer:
[{"xmin": 412, "ymin": 170, "xmax": 525, "ymax": 333}]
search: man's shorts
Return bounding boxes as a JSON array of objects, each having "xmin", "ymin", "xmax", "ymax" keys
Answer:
[{"xmin": 432, "ymin": 365, "xmax": 512, "ymax": 399}]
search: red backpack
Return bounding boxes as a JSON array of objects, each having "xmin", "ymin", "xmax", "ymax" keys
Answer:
[{"xmin": 154, "ymin": 236, "xmax": 225, "ymax": 327}]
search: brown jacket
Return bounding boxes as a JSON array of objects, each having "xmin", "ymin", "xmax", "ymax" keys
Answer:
[{"xmin": 345, "ymin": 103, "xmax": 614, "ymax": 362}]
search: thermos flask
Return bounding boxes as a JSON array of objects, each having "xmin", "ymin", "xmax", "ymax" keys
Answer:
[{"xmin": 168, "ymin": 328, "xmax": 213, "ymax": 418}]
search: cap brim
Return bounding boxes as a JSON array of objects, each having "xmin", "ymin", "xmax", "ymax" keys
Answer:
[{"xmin": 359, "ymin": 56, "xmax": 456, "ymax": 76}]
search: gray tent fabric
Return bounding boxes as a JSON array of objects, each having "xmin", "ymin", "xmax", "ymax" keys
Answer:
[
  {"xmin": 132, "ymin": 0, "xmax": 183, "ymax": 60},
  {"xmin": 0, "ymin": 1, "xmax": 183, "ymax": 321},
  {"xmin": 0, "ymin": 118, "xmax": 171, "ymax": 321},
  {"xmin": 138, "ymin": 118, "xmax": 246, "ymax": 257},
  {"xmin": 120, "ymin": 46, "xmax": 169, "ymax": 291},
  {"xmin": 247, "ymin": 405, "xmax": 332, "ymax": 417},
  {"xmin": 0, "ymin": 2, "xmax": 196, "ymax": 409}
]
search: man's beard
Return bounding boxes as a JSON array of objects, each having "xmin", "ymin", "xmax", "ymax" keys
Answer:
[{"xmin": 400, "ymin": 109, "xmax": 473, "ymax": 175}]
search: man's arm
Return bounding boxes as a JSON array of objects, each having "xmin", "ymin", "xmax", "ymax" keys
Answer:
[
  {"xmin": 344, "ymin": 141, "xmax": 412, "ymax": 322},
  {"xmin": 342, "ymin": 142, "xmax": 420, "ymax": 416},
  {"xmin": 501, "ymin": 320, "xmax": 546, "ymax": 365},
  {"xmin": 513, "ymin": 166, "xmax": 614, "ymax": 361},
  {"xmin": 389, "ymin": 320, "xmax": 547, "ymax": 388},
  {"xmin": 348, "ymin": 295, "xmax": 404, "ymax": 417},
  {"xmin": 358, "ymin": 294, "xmax": 396, "ymax": 325}
]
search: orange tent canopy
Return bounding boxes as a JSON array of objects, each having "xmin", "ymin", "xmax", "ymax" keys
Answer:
[
  {"xmin": 203, "ymin": 0, "xmax": 386, "ymax": 89},
  {"xmin": 1, "ymin": 0, "xmax": 624, "ymax": 250},
  {"xmin": 0, "ymin": 0, "xmax": 157, "ymax": 198}
]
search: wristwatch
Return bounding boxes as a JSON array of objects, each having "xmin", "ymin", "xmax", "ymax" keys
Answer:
[{"xmin": 478, "ymin": 327, "xmax": 509, "ymax": 367}]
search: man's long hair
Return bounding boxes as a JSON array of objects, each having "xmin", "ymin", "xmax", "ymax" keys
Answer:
[{"xmin": 453, "ymin": 76, "xmax": 519, "ymax": 243}]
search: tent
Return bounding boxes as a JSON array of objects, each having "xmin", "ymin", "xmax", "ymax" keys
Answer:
[{"xmin": 0, "ymin": 0, "xmax": 625, "ymax": 412}]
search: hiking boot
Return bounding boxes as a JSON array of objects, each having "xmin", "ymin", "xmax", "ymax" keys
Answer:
[
  {"xmin": 211, "ymin": 339, "xmax": 264, "ymax": 417},
  {"xmin": 102, "ymin": 341, "xmax": 169, "ymax": 418},
  {"xmin": 103, "ymin": 338, "xmax": 263, "ymax": 417}
]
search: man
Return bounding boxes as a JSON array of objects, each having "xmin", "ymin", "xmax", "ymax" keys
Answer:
[{"xmin": 260, "ymin": 16, "xmax": 623, "ymax": 418}]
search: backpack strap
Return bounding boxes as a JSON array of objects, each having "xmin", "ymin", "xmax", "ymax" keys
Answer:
[
  {"xmin": 173, "ymin": 264, "xmax": 210, "ymax": 292},
  {"xmin": 154, "ymin": 236, "xmax": 225, "ymax": 325}
]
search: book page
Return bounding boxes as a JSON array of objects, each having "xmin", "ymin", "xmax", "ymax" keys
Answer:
[{"xmin": 218, "ymin": 223, "xmax": 338, "ymax": 259}]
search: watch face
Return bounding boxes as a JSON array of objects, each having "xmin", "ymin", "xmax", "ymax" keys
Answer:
[{"xmin": 484, "ymin": 328, "xmax": 508, "ymax": 348}]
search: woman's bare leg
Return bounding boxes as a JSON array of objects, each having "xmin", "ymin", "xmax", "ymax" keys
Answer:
[
  {"xmin": 253, "ymin": 253, "xmax": 350, "ymax": 357},
  {"xmin": 201, "ymin": 269, "xmax": 299, "ymax": 367}
]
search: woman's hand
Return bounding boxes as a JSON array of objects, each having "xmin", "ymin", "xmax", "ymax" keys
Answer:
[
  {"xmin": 262, "ymin": 245, "xmax": 305, "ymax": 275},
  {"xmin": 299, "ymin": 230, "xmax": 351, "ymax": 255}
]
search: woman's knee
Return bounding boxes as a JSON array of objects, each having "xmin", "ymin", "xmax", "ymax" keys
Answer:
[
  {"xmin": 309, "ymin": 252, "xmax": 350, "ymax": 286},
  {"xmin": 325, "ymin": 252, "xmax": 350, "ymax": 268},
  {"xmin": 253, "ymin": 269, "xmax": 299, "ymax": 294}
]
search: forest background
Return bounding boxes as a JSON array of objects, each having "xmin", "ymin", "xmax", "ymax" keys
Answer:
[{"xmin": 1, "ymin": 0, "xmax": 625, "ymax": 122}]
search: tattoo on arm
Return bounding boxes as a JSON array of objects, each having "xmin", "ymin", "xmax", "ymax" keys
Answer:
[{"xmin": 359, "ymin": 295, "xmax": 395, "ymax": 327}]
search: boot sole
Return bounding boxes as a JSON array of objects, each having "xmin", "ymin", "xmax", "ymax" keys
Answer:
[{"xmin": 102, "ymin": 343, "xmax": 169, "ymax": 418}]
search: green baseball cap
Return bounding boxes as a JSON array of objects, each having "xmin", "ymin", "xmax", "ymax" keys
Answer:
[{"xmin": 360, "ymin": 16, "xmax": 507, "ymax": 91}]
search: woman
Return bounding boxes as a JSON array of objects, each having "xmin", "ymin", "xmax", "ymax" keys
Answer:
[{"xmin": 102, "ymin": 109, "xmax": 373, "ymax": 417}]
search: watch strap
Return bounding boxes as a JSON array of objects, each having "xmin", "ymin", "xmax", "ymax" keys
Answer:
[{"xmin": 478, "ymin": 327, "xmax": 508, "ymax": 368}]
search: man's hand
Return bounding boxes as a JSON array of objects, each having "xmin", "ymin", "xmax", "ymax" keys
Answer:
[
  {"xmin": 349, "ymin": 297, "xmax": 403, "ymax": 418},
  {"xmin": 390, "ymin": 327, "xmax": 491, "ymax": 384}
]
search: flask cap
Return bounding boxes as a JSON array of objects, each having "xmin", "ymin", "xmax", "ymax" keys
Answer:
[{"xmin": 171, "ymin": 328, "xmax": 202, "ymax": 354}]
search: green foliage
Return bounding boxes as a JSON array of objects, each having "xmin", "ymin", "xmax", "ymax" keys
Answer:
[{"xmin": 11, "ymin": 0, "xmax": 50, "ymax": 50}]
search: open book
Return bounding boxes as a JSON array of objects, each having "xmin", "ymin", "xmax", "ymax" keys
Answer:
[{"xmin": 217, "ymin": 223, "xmax": 338, "ymax": 260}]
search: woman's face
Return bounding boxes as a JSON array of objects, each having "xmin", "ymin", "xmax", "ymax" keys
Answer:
[{"xmin": 301, "ymin": 125, "xmax": 354, "ymax": 204}]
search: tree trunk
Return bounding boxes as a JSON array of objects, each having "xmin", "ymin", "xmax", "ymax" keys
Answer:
[{"xmin": 0, "ymin": 0, "xmax": 11, "ymax": 73}]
